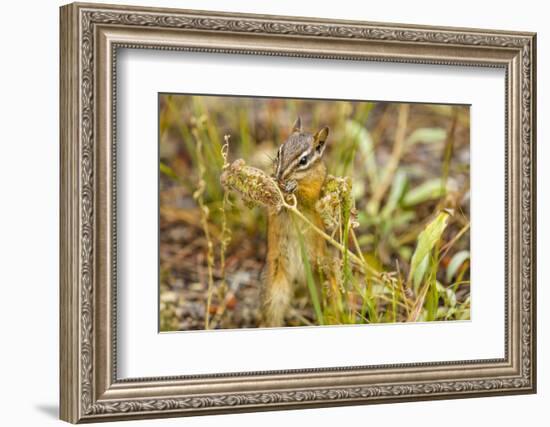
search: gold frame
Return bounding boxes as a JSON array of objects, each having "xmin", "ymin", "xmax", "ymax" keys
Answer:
[{"xmin": 60, "ymin": 2, "xmax": 537, "ymax": 423}]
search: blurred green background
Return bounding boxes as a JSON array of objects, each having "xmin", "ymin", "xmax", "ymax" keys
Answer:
[{"xmin": 159, "ymin": 94, "xmax": 471, "ymax": 331}]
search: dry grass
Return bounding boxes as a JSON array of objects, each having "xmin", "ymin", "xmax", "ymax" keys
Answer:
[{"xmin": 159, "ymin": 95, "xmax": 471, "ymax": 330}]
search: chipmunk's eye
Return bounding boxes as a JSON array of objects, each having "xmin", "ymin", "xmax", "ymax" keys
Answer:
[{"xmin": 299, "ymin": 155, "xmax": 308, "ymax": 166}]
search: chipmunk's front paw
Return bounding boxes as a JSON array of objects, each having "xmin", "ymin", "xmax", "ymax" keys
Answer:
[{"xmin": 283, "ymin": 180, "xmax": 297, "ymax": 193}]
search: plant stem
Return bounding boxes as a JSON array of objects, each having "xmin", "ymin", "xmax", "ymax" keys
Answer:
[
  {"xmin": 267, "ymin": 172, "xmax": 384, "ymax": 280},
  {"xmin": 350, "ymin": 228, "xmax": 366, "ymax": 264},
  {"xmin": 287, "ymin": 197, "xmax": 382, "ymax": 279},
  {"xmin": 440, "ymin": 221, "xmax": 470, "ymax": 260},
  {"xmin": 368, "ymin": 104, "xmax": 409, "ymax": 214},
  {"xmin": 193, "ymin": 128, "xmax": 216, "ymax": 330}
]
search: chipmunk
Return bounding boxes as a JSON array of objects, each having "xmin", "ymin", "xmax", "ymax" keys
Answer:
[{"xmin": 261, "ymin": 117, "xmax": 330, "ymax": 327}]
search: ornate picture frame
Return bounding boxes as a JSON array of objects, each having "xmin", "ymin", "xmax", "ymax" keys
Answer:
[{"xmin": 60, "ymin": 2, "xmax": 536, "ymax": 423}]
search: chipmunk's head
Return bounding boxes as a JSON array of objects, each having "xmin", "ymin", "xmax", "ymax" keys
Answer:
[{"xmin": 273, "ymin": 117, "xmax": 329, "ymax": 195}]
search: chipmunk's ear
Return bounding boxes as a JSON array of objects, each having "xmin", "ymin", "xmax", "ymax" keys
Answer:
[
  {"xmin": 313, "ymin": 126, "xmax": 329, "ymax": 155},
  {"xmin": 292, "ymin": 117, "xmax": 302, "ymax": 133}
]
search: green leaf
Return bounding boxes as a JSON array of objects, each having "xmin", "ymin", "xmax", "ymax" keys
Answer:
[
  {"xmin": 408, "ymin": 211, "xmax": 451, "ymax": 292},
  {"xmin": 402, "ymin": 178, "xmax": 449, "ymax": 207},
  {"xmin": 436, "ymin": 281, "xmax": 457, "ymax": 308},
  {"xmin": 391, "ymin": 211, "xmax": 416, "ymax": 228},
  {"xmin": 380, "ymin": 170, "xmax": 408, "ymax": 219},
  {"xmin": 293, "ymin": 218, "xmax": 324, "ymax": 325},
  {"xmin": 406, "ymin": 127, "xmax": 447, "ymax": 145},
  {"xmin": 446, "ymin": 250, "xmax": 470, "ymax": 283},
  {"xmin": 345, "ymin": 120, "xmax": 378, "ymax": 188},
  {"xmin": 413, "ymin": 254, "xmax": 430, "ymax": 291}
]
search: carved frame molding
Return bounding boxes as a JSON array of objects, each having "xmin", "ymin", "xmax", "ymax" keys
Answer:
[{"xmin": 60, "ymin": 2, "xmax": 536, "ymax": 423}]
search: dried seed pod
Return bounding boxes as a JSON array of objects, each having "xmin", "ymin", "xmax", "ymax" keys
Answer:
[
  {"xmin": 220, "ymin": 159, "xmax": 284, "ymax": 212},
  {"xmin": 221, "ymin": 160, "xmax": 358, "ymax": 225},
  {"xmin": 316, "ymin": 175, "xmax": 359, "ymax": 232}
]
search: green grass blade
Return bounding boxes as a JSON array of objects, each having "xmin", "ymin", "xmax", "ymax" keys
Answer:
[
  {"xmin": 402, "ymin": 178, "xmax": 449, "ymax": 207},
  {"xmin": 293, "ymin": 218, "xmax": 324, "ymax": 325},
  {"xmin": 413, "ymin": 254, "xmax": 430, "ymax": 291},
  {"xmin": 159, "ymin": 162, "xmax": 180, "ymax": 182},
  {"xmin": 345, "ymin": 120, "xmax": 378, "ymax": 188},
  {"xmin": 406, "ymin": 127, "xmax": 447, "ymax": 146},
  {"xmin": 380, "ymin": 170, "xmax": 408, "ymax": 219},
  {"xmin": 408, "ymin": 211, "xmax": 451, "ymax": 292},
  {"xmin": 446, "ymin": 250, "xmax": 470, "ymax": 283}
]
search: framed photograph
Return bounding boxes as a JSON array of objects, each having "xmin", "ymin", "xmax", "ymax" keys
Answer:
[{"xmin": 60, "ymin": 2, "xmax": 537, "ymax": 423}]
